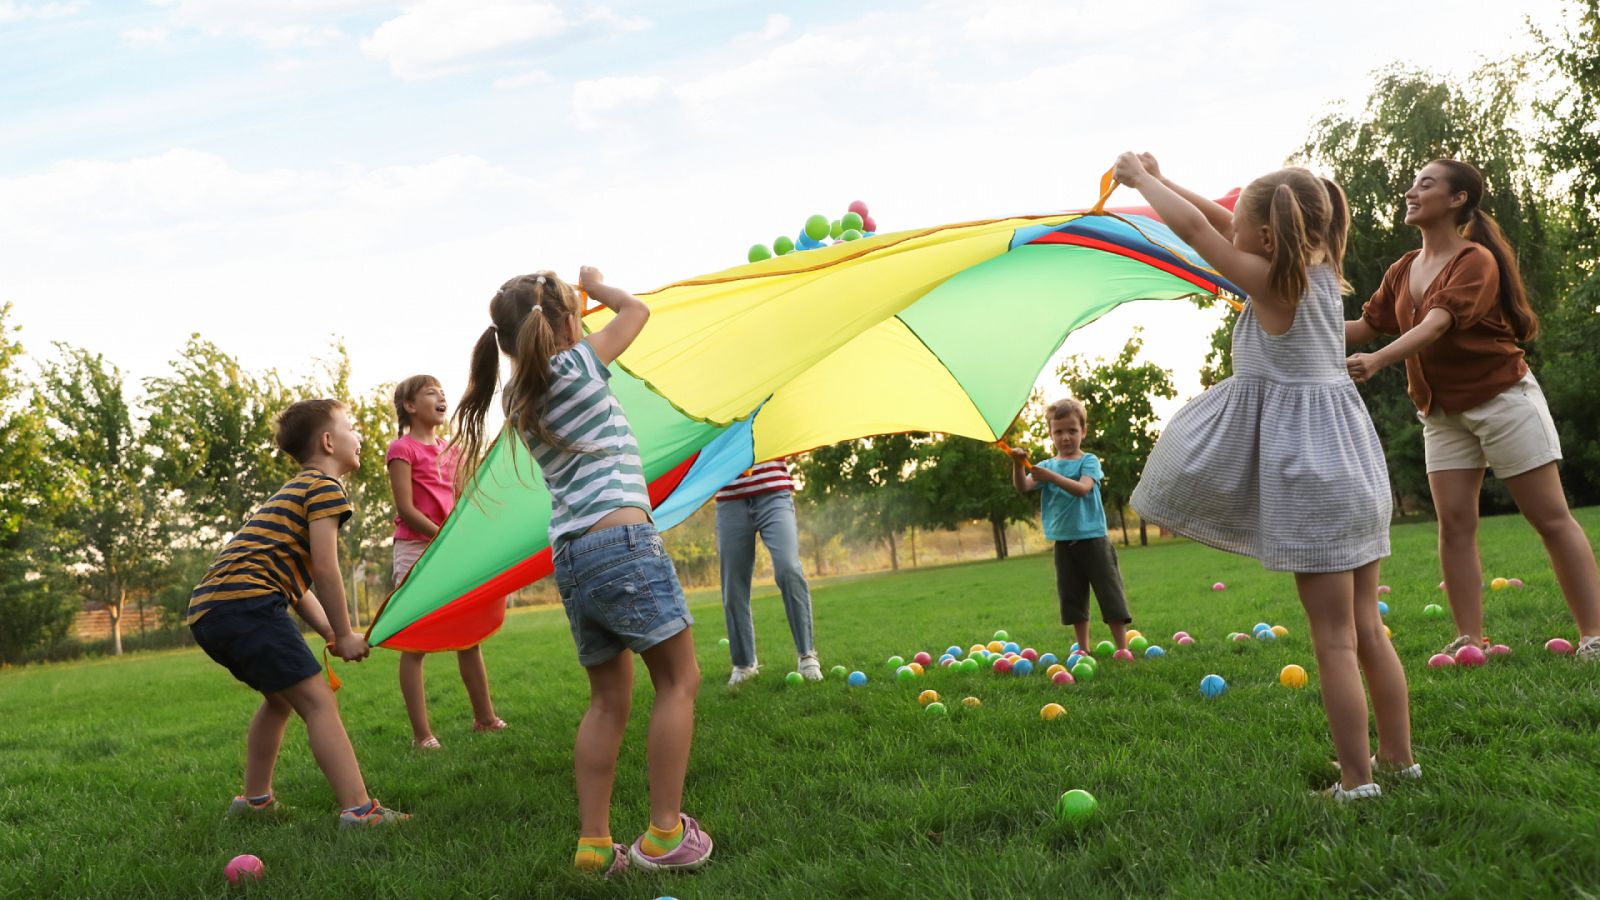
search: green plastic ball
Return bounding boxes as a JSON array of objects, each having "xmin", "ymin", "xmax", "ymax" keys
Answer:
[
  {"xmin": 887, "ymin": 655, "xmax": 905, "ymax": 669},
  {"xmin": 804, "ymin": 214, "xmax": 830, "ymax": 241},
  {"xmin": 1094, "ymin": 640, "xmax": 1115, "ymax": 657},
  {"xmin": 829, "ymin": 665, "xmax": 847, "ymax": 679},
  {"xmin": 747, "ymin": 244, "xmax": 772, "ymax": 263},
  {"xmin": 840, "ymin": 228, "xmax": 863, "ymax": 241},
  {"xmin": 842, "ymin": 211, "xmax": 864, "ymax": 232},
  {"xmin": 1055, "ymin": 788, "xmax": 1097, "ymax": 824},
  {"xmin": 896, "ymin": 666, "xmax": 917, "ymax": 683},
  {"xmin": 924, "ymin": 701, "xmax": 947, "ymax": 716},
  {"xmin": 718, "ymin": 638, "xmax": 730, "ymax": 647},
  {"xmin": 1128, "ymin": 636, "xmax": 1149, "ymax": 653},
  {"xmin": 1424, "ymin": 603, "xmax": 1445, "ymax": 619},
  {"xmin": 773, "ymin": 235, "xmax": 795, "ymax": 255},
  {"xmin": 785, "ymin": 671, "xmax": 803, "ymax": 686},
  {"xmin": 961, "ymin": 658, "xmax": 980, "ymax": 672},
  {"xmin": 1071, "ymin": 662, "xmax": 1095, "ymax": 682},
  {"xmin": 993, "ymin": 630, "xmax": 1009, "ymax": 641},
  {"xmin": 829, "ymin": 218, "xmax": 844, "ymax": 239}
]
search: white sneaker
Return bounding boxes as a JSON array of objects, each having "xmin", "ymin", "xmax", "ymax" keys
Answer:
[
  {"xmin": 1334, "ymin": 755, "xmax": 1421, "ymax": 781},
  {"xmin": 1440, "ymin": 634, "xmax": 1478, "ymax": 656},
  {"xmin": 797, "ymin": 653, "xmax": 823, "ymax": 682},
  {"xmin": 1318, "ymin": 782, "xmax": 1382, "ymax": 803},
  {"xmin": 1577, "ymin": 636, "xmax": 1600, "ymax": 662},
  {"xmin": 728, "ymin": 664, "xmax": 760, "ymax": 686}
]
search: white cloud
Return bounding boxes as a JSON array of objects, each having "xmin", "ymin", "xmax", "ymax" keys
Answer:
[
  {"xmin": 753, "ymin": 13, "xmax": 790, "ymax": 41},
  {"xmin": 361, "ymin": 1, "xmax": 566, "ymax": 79},
  {"xmin": 571, "ymin": 74, "xmax": 663, "ymax": 127},
  {"xmin": 147, "ymin": 0, "xmax": 378, "ymax": 49},
  {"xmin": 0, "ymin": 0, "xmax": 85, "ymax": 22},
  {"xmin": 493, "ymin": 68, "xmax": 554, "ymax": 89},
  {"xmin": 120, "ymin": 25, "xmax": 171, "ymax": 45}
]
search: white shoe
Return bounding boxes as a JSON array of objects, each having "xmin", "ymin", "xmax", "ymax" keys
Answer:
[
  {"xmin": 1440, "ymin": 634, "xmax": 1476, "ymax": 655},
  {"xmin": 797, "ymin": 653, "xmax": 823, "ymax": 682},
  {"xmin": 1334, "ymin": 755, "xmax": 1421, "ymax": 781},
  {"xmin": 1577, "ymin": 635, "xmax": 1600, "ymax": 663},
  {"xmin": 728, "ymin": 664, "xmax": 760, "ymax": 686},
  {"xmin": 1318, "ymin": 782, "xmax": 1382, "ymax": 803}
]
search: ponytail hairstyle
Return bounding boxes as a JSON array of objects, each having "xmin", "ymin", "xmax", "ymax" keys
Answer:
[
  {"xmin": 450, "ymin": 272, "xmax": 583, "ymax": 491},
  {"xmin": 1237, "ymin": 167, "xmax": 1338, "ymax": 304},
  {"xmin": 1430, "ymin": 159, "xmax": 1538, "ymax": 341},
  {"xmin": 1321, "ymin": 177, "xmax": 1351, "ymax": 292},
  {"xmin": 392, "ymin": 374, "xmax": 441, "ymax": 437}
]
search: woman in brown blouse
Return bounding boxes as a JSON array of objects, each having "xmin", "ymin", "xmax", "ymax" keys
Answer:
[{"xmin": 1344, "ymin": 159, "xmax": 1599, "ymax": 662}]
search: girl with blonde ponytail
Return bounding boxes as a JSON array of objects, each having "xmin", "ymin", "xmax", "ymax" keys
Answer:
[
  {"xmin": 1347, "ymin": 159, "xmax": 1600, "ymax": 663},
  {"xmin": 1115, "ymin": 152, "xmax": 1411, "ymax": 803},
  {"xmin": 451, "ymin": 267, "xmax": 712, "ymax": 875}
]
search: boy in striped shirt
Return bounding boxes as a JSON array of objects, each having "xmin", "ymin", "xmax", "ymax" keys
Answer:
[{"xmin": 187, "ymin": 398, "xmax": 408, "ymax": 828}]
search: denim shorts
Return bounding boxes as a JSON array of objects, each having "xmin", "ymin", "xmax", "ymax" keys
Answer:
[{"xmin": 554, "ymin": 523, "xmax": 693, "ymax": 666}]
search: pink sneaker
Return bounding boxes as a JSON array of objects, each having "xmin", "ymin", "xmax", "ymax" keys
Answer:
[
  {"xmin": 603, "ymin": 842, "xmax": 630, "ymax": 876},
  {"xmin": 629, "ymin": 814, "xmax": 713, "ymax": 872}
]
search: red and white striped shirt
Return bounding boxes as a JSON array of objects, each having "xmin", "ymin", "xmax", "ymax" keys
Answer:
[{"xmin": 715, "ymin": 459, "xmax": 795, "ymax": 502}]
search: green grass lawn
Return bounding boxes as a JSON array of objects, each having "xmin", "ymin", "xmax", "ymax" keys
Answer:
[{"xmin": 4, "ymin": 510, "xmax": 1600, "ymax": 898}]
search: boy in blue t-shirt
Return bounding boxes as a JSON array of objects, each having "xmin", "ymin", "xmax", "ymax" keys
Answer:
[{"xmin": 1010, "ymin": 398, "xmax": 1133, "ymax": 653}]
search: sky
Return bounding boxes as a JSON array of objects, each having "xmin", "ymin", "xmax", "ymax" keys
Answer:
[{"xmin": 0, "ymin": 0, "xmax": 1565, "ymax": 425}]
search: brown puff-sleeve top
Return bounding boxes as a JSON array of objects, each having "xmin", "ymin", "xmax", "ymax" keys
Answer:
[{"xmin": 1360, "ymin": 244, "xmax": 1526, "ymax": 415}]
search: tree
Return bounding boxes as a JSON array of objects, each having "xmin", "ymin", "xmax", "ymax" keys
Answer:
[
  {"xmin": 0, "ymin": 304, "xmax": 78, "ymax": 664},
  {"xmin": 913, "ymin": 418, "xmax": 1037, "ymax": 559},
  {"xmin": 38, "ymin": 347, "xmax": 170, "ymax": 655},
  {"xmin": 793, "ymin": 434, "xmax": 927, "ymax": 570},
  {"xmin": 1057, "ymin": 329, "xmax": 1176, "ymax": 545}
]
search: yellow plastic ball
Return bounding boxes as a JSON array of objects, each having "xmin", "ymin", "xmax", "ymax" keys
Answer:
[
  {"xmin": 907, "ymin": 662, "xmax": 924, "ymax": 677},
  {"xmin": 1125, "ymin": 630, "xmax": 1142, "ymax": 640},
  {"xmin": 1045, "ymin": 664, "xmax": 1067, "ymax": 679},
  {"xmin": 1279, "ymin": 664, "xmax": 1309, "ymax": 689},
  {"xmin": 1040, "ymin": 703, "xmax": 1066, "ymax": 721},
  {"xmin": 1491, "ymin": 577, "xmax": 1509, "ymax": 591},
  {"xmin": 917, "ymin": 689, "xmax": 940, "ymax": 706},
  {"xmin": 1385, "ymin": 625, "xmax": 1392, "ymax": 639},
  {"xmin": 1271, "ymin": 625, "xmax": 1288, "ymax": 637},
  {"xmin": 987, "ymin": 640, "xmax": 1005, "ymax": 653},
  {"xmin": 962, "ymin": 696, "xmax": 981, "ymax": 708}
]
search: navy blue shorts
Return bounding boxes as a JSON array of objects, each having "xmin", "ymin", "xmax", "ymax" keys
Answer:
[
  {"xmin": 190, "ymin": 595, "xmax": 322, "ymax": 694},
  {"xmin": 554, "ymin": 523, "xmax": 693, "ymax": 667}
]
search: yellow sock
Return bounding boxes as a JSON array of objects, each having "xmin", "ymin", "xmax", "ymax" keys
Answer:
[
  {"xmin": 574, "ymin": 836, "xmax": 613, "ymax": 872},
  {"xmin": 640, "ymin": 819, "xmax": 684, "ymax": 858}
]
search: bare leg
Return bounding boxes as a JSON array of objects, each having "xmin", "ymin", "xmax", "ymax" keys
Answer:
[
  {"xmin": 638, "ymin": 629, "xmax": 701, "ymax": 831},
  {"xmin": 1108, "ymin": 621, "xmax": 1129, "ymax": 651},
  {"xmin": 575, "ymin": 652, "xmax": 633, "ymax": 839},
  {"xmin": 1430, "ymin": 468, "xmax": 1487, "ymax": 642},
  {"xmin": 1295, "ymin": 570, "xmax": 1373, "ymax": 789},
  {"xmin": 242, "ymin": 693, "xmax": 294, "ymax": 797},
  {"xmin": 1352, "ymin": 560, "xmax": 1413, "ymax": 768},
  {"xmin": 398, "ymin": 651, "xmax": 433, "ymax": 743},
  {"xmin": 456, "ymin": 646, "xmax": 500, "ymax": 725},
  {"xmin": 1505, "ymin": 463, "xmax": 1600, "ymax": 636},
  {"xmin": 1072, "ymin": 621, "xmax": 1091, "ymax": 652},
  {"xmin": 276, "ymin": 675, "xmax": 369, "ymax": 809}
]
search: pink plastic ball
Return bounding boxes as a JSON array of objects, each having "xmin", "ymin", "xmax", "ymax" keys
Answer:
[
  {"xmin": 1455, "ymin": 645, "xmax": 1487, "ymax": 667},
  {"xmin": 1427, "ymin": 653, "xmax": 1455, "ymax": 668},
  {"xmin": 1232, "ymin": 633, "xmax": 1251, "ymax": 642},
  {"xmin": 1020, "ymin": 648, "xmax": 1039, "ymax": 662},
  {"xmin": 1176, "ymin": 635, "xmax": 1194, "ymax": 645},
  {"xmin": 1052, "ymin": 670, "xmax": 1074, "ymax": 686},
  {"xmin": 861, "ymin": 214, "xmax": 877, "ymax": 233},
  {"xmin": 1508, "ymin": 578, "xmax": 1524, "ymax": 588},
  {"xmin": 992, "ymin": 657, "xmax": 1013, "ymax": 674},
  {"xmin": 224, "ymin": 855, "xmax": 264, "ymax": 885},
  {"xmin": 1113, "ymin": 648, "xmax": 1134, "ymax": 661},
  {"xmin": 913, "ymin": 652, "xmax": 932, "ymax": 667},
  {"xmin": 1487, "ymin": 644, "xmax": 1512, "ymax": 656},
  {"xmin": 1438, "ymin": 580, "xmax": 1447, "ymax": 590},
  {"xmin": 1377, "ymin": 585, "xmax": 1391, "ymax": 594},
  {"xmin": 1212, "ymin": 582, "xmax": 1226, "ymax": 591},
  {"xmin": 1172, "ymin": 631, "xmax": 1189, "ymax": 641},
  {"xmin": 1546, "ymin": 638, "xmax": 1574, "ymax": 656},
  {"xmin": 847, "ymin": 199, "xmax": 870, "ymax": 217},
  {"xmin": 940, "ymin": 657, "xmax": 956, "ymax": 667}
]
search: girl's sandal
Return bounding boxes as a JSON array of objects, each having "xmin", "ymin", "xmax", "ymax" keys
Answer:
[
  {"xmin": 472, "ymin": 717, "xmax": 508, "ymax": 733},
  {"xmin": 412, "ymin": 736, "xmax": 442, "ymax": 750}
]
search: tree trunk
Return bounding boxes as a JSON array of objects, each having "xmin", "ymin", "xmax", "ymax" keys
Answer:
[
  {"xmin": 909, "ymin": 525, "xmax": 917, "ymax": 567},
  {"xmin": 349, "ymin": 561, "xmax": 362, "ymax": 629},
  {"xmin": 1139, "ymin": 519, "xmax": 1149, "ymax": 546},
  {"xmin": 110, "ymin": 588, "xmax": 124, "ymax": 656},
  {"xmin": 1116, "ymin": 504, "xmax": 1130, "ymax": 546},
  {"xmin": 885, "ymin": 531, "xmax": 899, "ymax": 570},
  {"xmin": 991, "ymin": 518, "xmax": 1008, "ymax": 559}
]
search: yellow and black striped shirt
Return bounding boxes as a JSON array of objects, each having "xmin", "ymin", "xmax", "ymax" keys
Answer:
[{"xmin": 186, "ymin": 469, "xmax": 352, "ymax": 625}]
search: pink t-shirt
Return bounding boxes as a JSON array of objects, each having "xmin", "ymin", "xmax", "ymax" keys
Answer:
[{"xmin": 385, "ymin": 434, "xmax": 458, "ymax": 542}]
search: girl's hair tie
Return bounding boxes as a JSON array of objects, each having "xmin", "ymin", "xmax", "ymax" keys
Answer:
[
  {"xmin": 530, "ymin": 305, "xmax": 543, "ymax": 315},
  {"xmin": 535, "ymin": 274, "xmax": 547, "ymax": 285}
]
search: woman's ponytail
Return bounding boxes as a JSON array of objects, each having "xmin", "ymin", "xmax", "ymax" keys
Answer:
[{"xmin": 1464, "ymin": 206, "xmax": 1539, "ymax": 341}]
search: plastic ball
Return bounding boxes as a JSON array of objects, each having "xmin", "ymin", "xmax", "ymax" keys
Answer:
[
  {"xmin": 718, "ymin": 638, "xmax": 730, "ymax": 647},
  {"xmin": 961, "ymin": 658, "xmax": 980, "ymax": 672},
  {"xmin": 962, "ymin": 696, "xmax": 981, "ymax": 707},
  {"xmin": 747, "ymin": 244, "xmax": 772, "ymax": 263},
  {"xmin": 1020, "ymin": 648, "xmax": 1039, "ymax": 662},
  {"xmin": 1094, "ymin": 640, "xmax": 1115, "ymax": 657},
  {"xmin": 847, "ymin": 199, "xmax": 870, "ymax": 217},
  {"xmin": 1040, "ymin": 703, "xmax": 1066, "ymax": 721},
  {"xmin": 913, "ymin": 652, "xmax": 933, "ymax": 667},
  {"xmin": 1045, "ymin": 664, "xmax": 1066, "ymax": 679},
  {"xmin": 1490, "ymin": 577, "xmax": 1509, "ymax": 591},
  {"xmin": 1508, "ymin": 578, "xmax": 1524, "ymax": 588},
  {"xmin": 1052, "ymin": 670, "xmax": 1074, "ymax": 685},
  {"xmin": 1384, "ymin": 625, "xmax": 1392, "ymax": 639},
  {"xmin": 1455, "ymin": 645, "xmax": 1487, "ymax": 667},
  {"xmin": 1056, "ymin": 789, "xmax": 1097, "ymax": 824},
  {"xmin": 861, "ymin": 214, "xmax": 877, "ymax": 233},
  {"xmin": 946, "ymin": 646, "xmax": 964, "ymax": 658},
  {"xmin": 1271, "ymin": 625, "xmax": 1288, "ymax": 637},
  {"xmin": 1013, "ymin": 659, "xmax": 1035, "ymax": 676},
  {"xmin": 829, "ymin": 665, "xmax": 848, "ymax": 679},
  {"xmin": 804, "ymin": 214, "xmax": 830, "ymax": 241},
  {"xmin": 773, "ymin": 235, "xmax": 795, "ymax": 255},
  {"xmin": 1546, "ymin": 637, "xmax": 1574, "ymax": 656},
  {"xmin": 1438, "ymin": 580, "xmax": 1447, "ymax": 591},
  {"xmin": 1176, "ymin": 635, "xmax": 1194, "ymax": 646},
  {"xmin": 887, "ymin": 655, "xmax": 905, "ymax": 669},
  {"xmin": 992, "ymin": 657, "xmax": 1013, "ymax": 675},
  {"xmin": 987, "ymin": 640, "xmax": 1005, "ymax": 653},
  {"xmin": 1278, "ymin": 664, "xmax": 1308, "ymax": 688},
  {"xmin": 1487, "ymin": 643, "xmax": 1512, "ymax": 656},
  {"xmin": 1212, "ymin": 582, "xmax": 1226, "ymax": 591},
  {"xmin": 1003, "ymin": 641, "xmax": 1020, "ymax": 654},
  {"xmin": 1172, "ymin": 631, "xmax": 1189, "ymax": 642},
  {"xmin": 1253, "ymin": 623, "xmax": 1272, "ymax": 634},
  {"xmin": 829, "ymin": 218, "xmax": 844, "ymax": 239},
  {"xmin": 224, "ymin": 855, "xmax": 264, "ymax": 885},
  {"xmin": 1424, "ymin": 604, "xmax": 1446, "ymax": 619},
  {"xmin": 848, "ymin": 671, "xmax": 868, "ymax": 686},
  {"xmin": 908, "ymin": 662, "xmax": 925, "ymax": 677},
  {"xmin": 1070, "ymin": 661, "xmax": 1095, "ymax": 682},
  {"xmin": 896, "ymin": 666, "xmax": 917, "ymax": 683},
  {"xmin": 924, "ymin": 701, "xmax": 947, "ymax": 716},
  {"xmin": 1377, "ymin": 584, "xmax": 1391, "ymax": 595},
  {"xmin": 1038, "ymin": 653, "xmax": 1058, "ymax": 668},
  {"xmin": 1125, "ymin": 629, "xmax": 1143, "ymax": 640},
  {"xmin": 994, "ymin": 630, "xmax": 1010, "ymax": 641},
  {"xmin": 840, "ymin": 228, "xmax": 863, "ymax": 242},
  {"xmin": 1128, "ymin": 636, "xmax": 1149, "ymax": 653},
  {"xmin": 841, "ymin": 211, "xmax": 864, "ymax": 232},
  {"xmin": 1113, "ymin": 648, "xmax": 1134, "ymax": 661},
  {"xmin": 785, "ymin": 671, "xmax": 803, "ymax": 685},
  {"xmin": 1199, "ymin": 674, "xmax": 1227, "ymax": 698},
  {"xmin": 1377, "ymin": 601, "xmax": 1389, "ymax": 616},
  {"xmin": 918, "ymin": 689, "xmax": 940, "ymax": 706},
  {"xmin": 1231, "ymin": 633, "xmax": 1252, "ymax": 642},
  {"xmin": 1427, "ymin": 653, "xmax": 1455, "ymax": 668},
  {"xmin": 1256, "ymin": 630, "xmax": 1277, "ymax": 642},
  {"xmin": 1144, "ymin": 645, "xmax": 1166, "ymax": 659}
]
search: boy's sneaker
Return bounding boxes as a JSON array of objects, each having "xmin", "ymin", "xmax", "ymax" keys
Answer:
[
  {"xmin": 728, "ymin": 664, "xmax": 760, "ymax": 686},
  {"xmin": 1439, "ymin": 634, "xmax": 1476, "ymax": 656},
  {"xmin": 1577, "ymin": 635, "xmax": 1600, "ymax": 662},
  {"xmin": 797, "ymin": 653, "xmax": 824, "ymax": 682},
  {"xmin": 338, "ymin": 799, "xmax": 410, "ymax": 829},
  {"xmin": 1318, "ymin": 782, "xmax": 1382, "ymax": 804},
  {"xmin": 227, "ymin": 794, "xmax": 287, "ymax": 817},
  {"xmin": 629, "ymin": 814, "xmax": 713, "ymax": 872}
]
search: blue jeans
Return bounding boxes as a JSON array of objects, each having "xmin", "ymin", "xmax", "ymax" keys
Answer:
[
  {"xmin": 554, "ymin": 523, "xmax": 693, "ymax": 667},
  {"xmin": 716, "ymin": 490, "xmax": 814, "ymax": 668}
]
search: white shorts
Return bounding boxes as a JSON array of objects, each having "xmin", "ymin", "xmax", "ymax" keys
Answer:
[
  {"xmin": 393, "ymin": 538, "xmax": 427, "ymax": 585},
  {"xmin": 1421, "ymin": 372, "xmax": 1562, "ymax": 479}
]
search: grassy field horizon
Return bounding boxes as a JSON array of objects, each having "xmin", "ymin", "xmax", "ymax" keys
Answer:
[{"xmin": 4, "ymin": 509, "xmax": 1599, "ymax": 897}]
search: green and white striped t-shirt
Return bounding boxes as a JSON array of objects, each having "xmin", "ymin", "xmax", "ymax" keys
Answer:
[{"xmin": 516, "ymin": 341, "xmax": 651, "ymax": 548}]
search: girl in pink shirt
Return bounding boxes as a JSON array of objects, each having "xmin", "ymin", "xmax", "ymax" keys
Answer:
[{"xmin": 386, "ymin": 375, "xmax": 506, "ymax": 748}]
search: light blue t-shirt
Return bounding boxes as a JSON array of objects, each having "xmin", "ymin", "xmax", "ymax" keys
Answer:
[{"xmin": 1036, "ymin": 454, "xmax": 1107, "ymax": 541}]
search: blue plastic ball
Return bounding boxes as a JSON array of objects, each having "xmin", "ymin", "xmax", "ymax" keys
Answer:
[
  {"xmin": 1070, "ymin": 642, "xmax": 1080, "ymax": 653},
  {"xmin": 946, "ymin": 645, "xmax": 963, "ymax": 658},
  {"xmin": 1200, "ymin": 674, "xmax": 1227, "ymax": 698},
  {"xmin": 1377, "ymin": 600, "xmax": 1389, "ymax": 616},
  {"xmin": 1253, "ymin": 622, "xmax": 1272, "ymax": 634},
  {"xmin": 1012, "ymin": 658, "xmax": 1034, "ymax": 676},
  {"xmin": 938, "ymin": 654, "xmax": 955, "ymax": 665},
  {"xmin": 1144, "ymin": 645, "xmax": 1166, "ymax": 658},
  {"xmin": 1256, "ymin": 630, "xmax": 1277, "ymax": 641},
  {"xmin": 847, "ymin": 671, "xmax": 867, "ymax": 686},
  {"xmin": 1038, "ymin": 653, "xmax": 1058, "ymax": 668},
  {"xmin": 1003, "ymin": 641, "xmax": 1020, "ymax": 654}
]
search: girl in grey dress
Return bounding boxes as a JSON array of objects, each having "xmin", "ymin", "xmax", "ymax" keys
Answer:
[{"xmin": 1112, "ymin": 153, "xmax": 1415, "ymax": 802}]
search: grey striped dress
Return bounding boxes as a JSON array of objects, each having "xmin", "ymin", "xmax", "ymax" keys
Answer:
[{"xmin": 1130, "ymin": 266, "xmax": 1391, "ymax": 573}]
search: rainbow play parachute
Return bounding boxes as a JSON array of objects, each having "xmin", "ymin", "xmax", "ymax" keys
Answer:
[{"xmin": 367, "ymin": 194, "xmax": 1240, "ymax": 651}]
